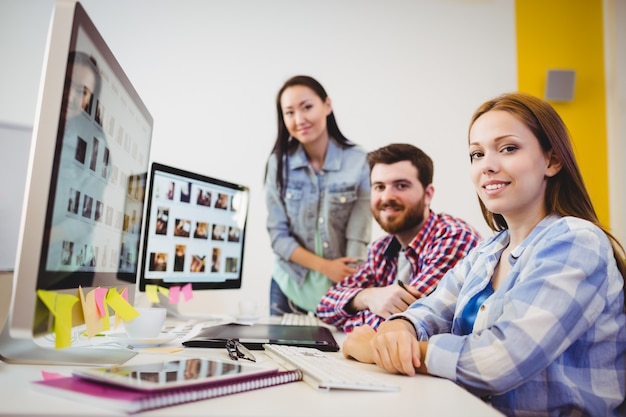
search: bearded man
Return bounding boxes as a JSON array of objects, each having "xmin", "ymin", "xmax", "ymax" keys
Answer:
[{"xmin": 317, "ymin": 143, "xmax": 481, "ymax": 332}]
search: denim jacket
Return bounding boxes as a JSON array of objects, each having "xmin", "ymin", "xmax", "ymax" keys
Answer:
[{"xmin": 265, "ymin": 138, "xmax": 371, "ymax": 286}]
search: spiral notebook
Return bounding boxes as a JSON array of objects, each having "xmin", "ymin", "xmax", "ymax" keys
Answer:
[{"xmin": 33, "ymin": 368, "xmax": 302, "ymax": 414}]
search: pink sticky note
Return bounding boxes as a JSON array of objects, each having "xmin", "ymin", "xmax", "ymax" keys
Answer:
[
  {"xmin": 94, "ymin": 287, "xmax": 108, "ymax": 317},
  {"xmin": 182, "ymin": 283, "xmax": 193, "ymax": 301},
  {"xmin": 169, "ymin": 286, "xmax": 180, "ymax": 304}
]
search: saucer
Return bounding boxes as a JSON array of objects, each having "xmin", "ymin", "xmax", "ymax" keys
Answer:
[
  {"xmin": 106, "ymin": 333, "xmax": 178, "ymax": 347},
  {"xmin": 236, "ymin": 314, "xmax": 260, "ymax": 321}
]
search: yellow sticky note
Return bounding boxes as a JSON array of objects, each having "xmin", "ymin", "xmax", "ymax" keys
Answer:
[
  {"xmin": 157, "ymin": 285, "xmax": 170, "ymax": 297},
  {"xmin": 145, "ymin": 284, "xmax": 160, "ymax": 303},
  {"xmin": 36, "ymin": 290, "xmax": 78, "ymax": 349},
  {"xmin": 106, "ymin": 288, "xmax": 139, "ymax": 321},
  {"xmin": 54, "ymin": 293, "xmax": 78, "ymax": 349},
  {"xmin": 37, "ymin": 289, "xmax": 57, "ymax": 313},
  {"xmin": 112, "ymin": 288, "xmax": 129, "ymax": 329}
]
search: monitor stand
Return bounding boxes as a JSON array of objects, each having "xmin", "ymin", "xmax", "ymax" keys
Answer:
[{"xmin": 0, "ymin": 320, "xmax": 137, "ymax": 366}]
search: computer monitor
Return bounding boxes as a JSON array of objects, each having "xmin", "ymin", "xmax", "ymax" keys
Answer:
[
  {"xmin": 0, "ymin": 0, "xmax": 153, "ymax": 365},
  {"xmin": 138, "ymin": 163, "xmax": 249, "ymax": 317}
]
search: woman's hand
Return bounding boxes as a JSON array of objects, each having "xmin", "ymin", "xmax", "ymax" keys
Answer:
[
  {"xmin": 344, "ymin": 320, "xmax": 424, "ymax": 376},
  {"xmin": 371, "ymin": 319, "xmax": 423, "ymax": 376},
  {"xmin": 322, "ymin": 257, "xmax": 358, "ymax": 283},
  {"xmin": 289, "ymin": 248, "xmax": 357, "ymax": 283}
]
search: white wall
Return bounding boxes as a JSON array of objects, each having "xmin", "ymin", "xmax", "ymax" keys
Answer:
[
  {"xmin": 0, "ymin": 0, "xmax": 516, "ymax": 316},
  {"xmin": 605, "ymin": 0, "xmax": 626, "ymax": 246}
]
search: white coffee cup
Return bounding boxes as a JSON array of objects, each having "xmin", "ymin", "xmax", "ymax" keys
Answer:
[
  {"xmin": 238, "ymin": 300, "xmax": 258, "ymax": 318},
  {"xmin": 124, "ymin": 307, "xmax": 167, "ymax": 338}
]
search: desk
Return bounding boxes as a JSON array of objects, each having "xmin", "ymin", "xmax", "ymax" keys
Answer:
[{"xmin": 0, "ymin": 318, "xmax": 503, "ymax": 417}]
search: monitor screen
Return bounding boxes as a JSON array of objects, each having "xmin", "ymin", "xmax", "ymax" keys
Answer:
[
  {"xmin": 139, "ymin": 163, "xmax": 249, "ymax": 293},
  {"xmin": 2, "ymin": 0, "xmax": 152, "ymax": 365}
]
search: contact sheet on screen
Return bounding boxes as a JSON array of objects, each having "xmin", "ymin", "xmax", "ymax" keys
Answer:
[{"xmin": 139, "ymin": 163, "xmax": 250, "ymax": 291}]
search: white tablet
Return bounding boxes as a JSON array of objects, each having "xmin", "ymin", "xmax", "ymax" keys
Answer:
[{"xmin": 73, "ymin": 357, "xmax": 278, "ymax": 391}]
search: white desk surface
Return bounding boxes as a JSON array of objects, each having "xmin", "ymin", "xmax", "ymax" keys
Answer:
[{"xmin": 0, "ymin": 318, "xmax": 503, "ymax": 417}]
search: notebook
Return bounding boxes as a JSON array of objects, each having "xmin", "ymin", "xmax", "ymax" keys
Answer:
[
  {"xmin": 182, "ymin": 324, "xmax": 340, "ymax": 352},
  {"xmin": 34, "ymin": 369, "xmax": 302, "ymax": 414}
]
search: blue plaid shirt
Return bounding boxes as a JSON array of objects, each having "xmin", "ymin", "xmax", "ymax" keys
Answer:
[{"xmin": 397, "ymin": 215, "xmax": 626, "ymax": 416}]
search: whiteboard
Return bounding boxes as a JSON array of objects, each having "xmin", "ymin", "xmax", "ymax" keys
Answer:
[{"xmin": 0, "ymin": 123, "xmax": 32, "ymax": 271}]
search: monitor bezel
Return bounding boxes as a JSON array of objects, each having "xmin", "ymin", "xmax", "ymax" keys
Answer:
[
  {"xmin": 138, "ymin": 162, "xmax": 250, "ymax": 292},
  {"xmin": 7, "ymin": 0, "xmax": 153, "ymax": 340}
]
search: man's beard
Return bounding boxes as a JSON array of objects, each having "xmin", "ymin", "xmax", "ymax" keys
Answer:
[{"xmin": 374, "ymin": 196, "xmax": 426, "ymax": 235}]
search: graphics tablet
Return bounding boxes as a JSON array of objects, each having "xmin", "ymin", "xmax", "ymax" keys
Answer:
[
  {"xmin": 73, "ymin": 357, "xmax": 278, "ymax": 391},
  {"xmin": 182, "ymin": 324, "xmax": 340, "ymax": 352}
]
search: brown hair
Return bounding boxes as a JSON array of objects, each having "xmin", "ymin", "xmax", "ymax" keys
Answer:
[
  {"xmin": 366, "ymin": 143, "xmax": 433, "ymax": 189},
  {"xmin": 469, "ymin": 92, "xmax": 626, "ymax": 294}
]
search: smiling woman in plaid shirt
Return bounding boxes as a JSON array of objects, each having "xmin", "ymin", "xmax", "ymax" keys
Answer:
[{"xmin": 343, "ymin": 92, "xmax": 626, "ymax": 417}]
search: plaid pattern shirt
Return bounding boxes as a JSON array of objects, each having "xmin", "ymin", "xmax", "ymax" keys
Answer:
[
  {"xmin": 400, "ymin": 215, "xmax": 626, "ymax": 416},
  {"xmin": 316, "ymin": 211, "xmax": 481, "ymax": 332}
]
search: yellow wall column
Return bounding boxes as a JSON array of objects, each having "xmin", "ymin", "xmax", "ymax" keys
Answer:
[{"xmin": 516, "ymin": 0, "xmax": 609, "ymax": 226}]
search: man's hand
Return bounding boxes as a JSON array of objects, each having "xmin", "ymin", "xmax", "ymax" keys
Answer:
[{"xmin": 351, "ymin": 283, "xmax": 420, "ymax": 318}]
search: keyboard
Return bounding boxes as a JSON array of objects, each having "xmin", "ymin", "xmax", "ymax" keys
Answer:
[
  {"xmin": 263, "ymin": 344, "xmax": 400, "ymax": 392},
  {"xmin": 280, "ymin": 313, "xmax": 333, "ymax": 328}
]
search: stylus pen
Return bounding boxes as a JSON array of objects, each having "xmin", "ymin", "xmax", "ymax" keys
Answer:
[{"xmin": 397, "ymin": 280, "xmax": 412, "ymax": 294}]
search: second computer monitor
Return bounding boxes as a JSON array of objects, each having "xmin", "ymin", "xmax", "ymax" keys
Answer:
[{"xmin": 139, "ymin": 163, "xmax": 249, "ymax": 294}]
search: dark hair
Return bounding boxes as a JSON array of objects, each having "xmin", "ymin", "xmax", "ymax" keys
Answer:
[
  {"xmin": 265, "ymin": 75, "xmax": 354, "ymax": 196},
  {"xmin": 366, "ymin": 143, "xmax": 433, "ymax": 189},
  {"xmin": 469, "ymin": 92, "xmax": 626, "ymax": 294}
]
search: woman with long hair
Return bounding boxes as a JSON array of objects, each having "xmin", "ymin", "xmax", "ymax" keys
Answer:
[
  {"xmin": 343, "ymin": 92, "xmax": 626, "ymax": 416},
  {"xmin": 265, "ymin": 75, "xmax": 371, "ymax": 316}
]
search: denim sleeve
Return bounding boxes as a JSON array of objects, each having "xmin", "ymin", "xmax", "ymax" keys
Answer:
[
  {"xmin": 345, "ymin": 159, "xmax": 371, "ymax": 261},
  {"xmin": 265, "ymin": 154, "xmax": 299, "ymax": 262}
]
